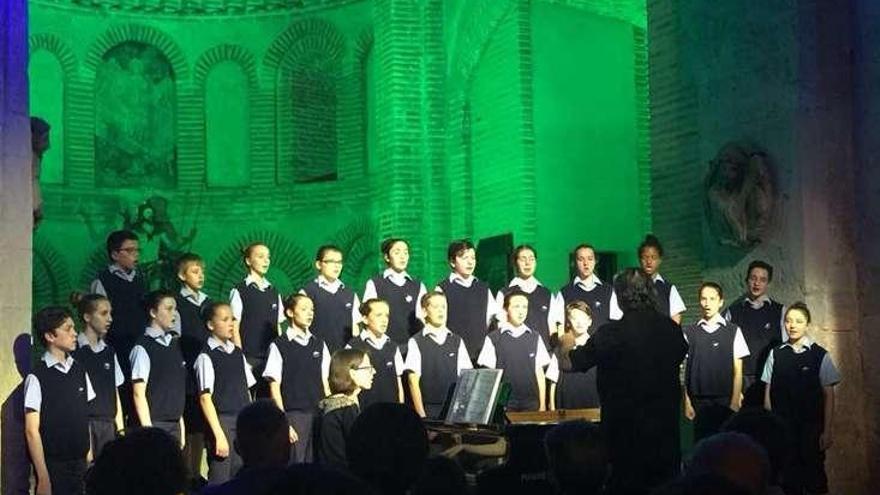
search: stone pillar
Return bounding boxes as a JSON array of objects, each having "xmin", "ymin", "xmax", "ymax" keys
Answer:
[{"xmin": 0, "ymin": 0, "xmax": 33, "ymax": 492}]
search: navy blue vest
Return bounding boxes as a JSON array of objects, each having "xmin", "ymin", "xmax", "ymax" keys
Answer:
[
  {"xmin": 560, "ymin": 282, "xmax": 613, "ymax": 333},
  {"xmin": 33, "ymin": 359, "xmax": 90, "ymax": 460},
  {"xmin": 204, "ymin": 344, "xmax": 251, "ymax": 415},
  {"xmin": 371, "ymin": 275, "xmax": 422, "ymax": 345},
  {"xmin": 175, "ymin": 293, "xmax": 210, "ymax": 394},
  {"xmin": 500, "ymin": 284, "xmax": 553, "ymax": 345},
  {"xmin": 302, "ymin": 281, "xmax": 355, "ymax": 352},
  {"xmin": 556, "ymin": 363, "xmax": 600, "ymax": 409},
  {"xmin": 684, "ymin": 322, "xmax": 737, "ymax": 398},
  {"xmin": 412, "ymin": 332, "xmax": 462, "ymax": 407},
  {"xmin": 275, "ymin": 335, "xmax": 326, "ymax": 411},
  {"xmin": 488, "ymin": 330, "xmax": 540, "ymax": 412},
  {"xmin": 727, "ymin": 298, "xmax": 783, "ymax": 377},
  {"xmin": 73, "ymin": 343, "xmax": 117, "ymax": 419},
  {"xmin": 98, "ymin": 268, "xmax": 147, "ymax": 373},
  {"xmin": 769, "ymin": 344, "xmax": 826, "ymax": 424},
  {"xmin": 437, "ymin": 278, "xmax": 489, "ymax": 359},
  {"xmin": 235, "ymin": 281, "xmax": 280, "ymax": 361},
  {"xmin": 137, "ymin": 335, "xmax": 186, "ymax": 422},
  {"xmin": 654, "ymin": 278, "xmax": 673, "ymax": 317},
  {"xmin": 348, "ymin": 337, "xmax": 399, "ymax": 408}
]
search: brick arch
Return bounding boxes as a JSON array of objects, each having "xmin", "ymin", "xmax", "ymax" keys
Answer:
[
  {"xmin": 193, "ymin": 44, "xmax": 259, "ymax": 90},
  {"xmin": 29, "ymin": 33, "xmax": 78, "ymax": 78},
  {"xmin": 262, "ymin": 18, "xmax": 346, "ymax": 76},
  {"xmin": 84, "ymin": 24, "xmax": 189, "ymax": 79},
  {"xmin": 352, "ymin": 28, "xmax": 373, "ymax": 70}
]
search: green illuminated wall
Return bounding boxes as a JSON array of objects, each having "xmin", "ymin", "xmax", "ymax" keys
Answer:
[{"xmin": 28, "ymin": 0, "xmax": 650, "ymax": 307}]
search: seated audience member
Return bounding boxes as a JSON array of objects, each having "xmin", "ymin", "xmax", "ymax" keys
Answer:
[
  {"xmin": 272, "ymin": 463, "xmax": 373, "ymax": 495},
  {"xmin": 85, "ymin": 427, "xmax": 186, "ymax": 495},
  {"xmin": 410, "ymin": 456, "xmax": 468, "ymax": 495},
  {"xmin": 202, "ymin": 400, "xmax": 291, "ymax": 495},
  {"xmin": 544, "ymin": 421, "xmax": 609, "ymax": 495},
  {"xmin": 347, "ymin": 403, "xmax": 429, "ymax": 495},
  {"xmin": 686, "ymin": 432, "xmax": 771, "ymax": 495},
  {"xmin": 651, "ymin": 473, "xmax": 752, "ymax": 495},
  {"xmin": 722, "ymin": 408, "xmax": 791, "ymax": 495}
]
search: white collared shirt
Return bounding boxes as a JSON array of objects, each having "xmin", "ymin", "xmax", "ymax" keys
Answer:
[
  {"xmin": 129, "ymin": 326, "xmax": 179, "ymax": 385},
  {"xmin": 24, "ymin": 352, "xmax": 96, "ymax": 412},
  {"xmin": 229, "ymin": 275, "xmax": 286, "ymax": 324},
  {"xmin": 476, "ymin": 324, "xmax": 551, "ymax": 371},
  {"xmin": 362, "ymin": 269, "xmax": 428, "ymax": 320},
  {"xmin": 652, "ymin": 274, "xmax": 687, "ymax": 317},
  {"xmin": 723, "ymin": 296, "xmax": 788, "ymax": 344},
  {"xmin": 436, "ymin": 273, "xmax": 499, "ymax": 328},
  {"xmin": 688, "ymin": 314, "xmax": 750, "ymax": 359},
  {"xmin": 761, "ymin": 336, "xmax": 841, "ymax": 386},
  {"xmin": 89, "ymin": 264, "xmax": 138, "ymax": 296},
  {"xmin": 171, "ymin": 286, "xmax": 209, "ymax": 335},
  {"xmin": 568, "ymin": 275, "xmax": 624, "ymax": 321},
  {"xmin": 496, "ymin": 277, "xmax": 565, "ymax": 331},
  {"xmin": 262, "ymin": 327, "xmax": 332, "ymax": 383},
  {"xmin": 194, "ymin": 336, "xmax": 256, "ymax": 393},
  {"xmin": 403, "ymin": 325, "xmax": 473, "ymax": 376},
  {"xmin": 76, "ymin": 333, "xmax": 124, "ymax": 387},
  {"xmin": 347, "ymin": 331, "xmax": 405, "ymax": 376},
  {"xmin": 299, "ymin": 276, "xmax": 362, "ymax": 327}
]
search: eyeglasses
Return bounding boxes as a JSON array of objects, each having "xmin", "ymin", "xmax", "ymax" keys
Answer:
[
  {"xmin": 321, "ymin": 259, "xmax": 343, "ymax": 265},
  {"xmin": 117, "ymin": 248, "xmax": 140, "ymax": 254},
  {"xmin": 353, "ymin": 365, "xmax": 375, "ymax": 372}
]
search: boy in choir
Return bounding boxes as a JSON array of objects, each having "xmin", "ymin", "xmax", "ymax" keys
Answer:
[
  {"xmin": 172, "ymin": 253, "xmax": 211, "ymax": 483},
  {"xmin": 263, "ymin": 294, "xmax": 331, "ymax": 463},
  {"xmin": 229, "ymin": 242, "xmax": 285, "ymax": 397},
  {"xmin": 724, "ymin": 260, "xmax": 786, "ymax": 406},
  {"xmin": 547, "ymin": 301, "xmax": 600, "ymax": 410},
  {"xmin": 477, "ymin": 291, "xmax": 551, "ymax": 412},
  {"xmin": 347, "ymin": 298, "xmax": 404, "ymax": 408},
  {"xmin": 436, "ymin": 239, "xmax": 498, "ymax": 361},
  {"xmin": 130, "ymin": 290, "xmax": 187, "ymax": 446},
  {"xmin": 496, "ymin": 245, "xmax": 560, "ymax": 346},
  {"xmin": 762, "ymin": 302, "xmax": 840, "ymax": 495},
  {"xmin": 194, "ymin": 302, "xmax": 255, "ymax": 484},
  {"xmin": 25, "ymin": 307, "xmax": 94, "ymax": 495},
  {"xmin": 72, "ymin": 293, "xmax": 124, "ymax": 458},
  {"xmin": 559, "ymin": 243, "xmax": 619, "ymax": 333},
  {"xmin": 301, "ymin": 245, "xmax": 361, "ymax": 352},
  {"xmin": 362, "ymin": 238, "xmax": 427, "ymax": 346},
  {"xmin": 683, "ymin": 282, "xmax": 749, "ymax": 442},
  {"xmin": 404, "ymin": 291, "xmax": 473, "ymax": 419},
  {"xmin": 638, "ymin": 234, "xmax": 687, "ymax": 323}
]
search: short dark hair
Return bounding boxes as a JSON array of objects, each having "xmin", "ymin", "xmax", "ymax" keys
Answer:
[
  {"xmin": 544, "ymin": 421, "xmax": 608, "ymax": 495},
  {"xmin": 200, "ymin": 301, "xmax": 231, "ymax": 324},
  {"xmin": 142, "ymin": 289, "xmax": 176, "ymax": 318},
  {"xmin": 746, "ymin": 260, "xmax": 774, "ymax": 282},
  {"xmin": 282, "ymin": 293, "xmax": 312, "ymax": 313},
  {"xmin": 785, "ymin": 301, "xmax": 811, "ymax": 324},
  {"xmin": 315, "ymin": 244, "xmax": 342, "ymax": 262},
  {"xmin": 637, "ymin": 234, "xmax": 664, "ymax": 258},
  {"xmin": 613, "ymin": 267, "xmax": 660, "ymax": 313},
  {"xmin": 420, "ymin": 291, "xmax": 445, "ymax": 310},
  {"xmin": 175, "ymin": 252, "xmax": 203, "ymax": 274},
  {"xmin": 329, "ymin": 348, "xmax": 367, "ymax": 395},
  {"xmin": 572, "ymin": 243, "xmax": 596, "ymax": 257},
  {"xmin": 699, "ymin": 282, "xmax": 724, "ymax": 299},
  {"xmin": 235, "ymin": 400, "xmax": 291, "ymax": 467},
  {"xmin": 446, "ymin": 239, "xmax": 475, "ymax": 263},
  {"xmin": 85, "ymin": 427, "xmax": 186, "ymax": 495},
  {"xmin": 503, "ymin": 289, "xmax": 529, "ymax": 309},
  {"xmin": 722, "ymin": 408, "xmax": 792, "ymax": 482},
  {"xmin": 70, "ymin": 292, "xmax": 109, "ymax": 321},
  {"xmin": 565, "ymin": 300, "xmax": 593, "ymax": 321},
  {"xmin": 105, "ymin": 230, "xmax": 139, "ymax": 260},
  {"xmin": 241, "ymin": 242, "xmax": 267, "ymax": 262},
  {"xmin": 511, "ymin": 244, "xmax": 537, "ymax": 265},
  {"xmin": 33, "ymin": 306, "xmax": 72, "ymax": 346},
  {"xmin": 381, "ymin": 238, "xmax": 408, "ymax": 257}
]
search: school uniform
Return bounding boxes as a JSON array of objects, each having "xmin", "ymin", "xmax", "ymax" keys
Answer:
[
  {"xmin": 72, "ymin": 333, "xmax": 124, "ymax": 458},
  {"xmin": 129, "ymin": 326, "xmax": 187, "ymax": 441},
  {"xmin": 403, "ymin": 326, "xmax": 473, "ymax": 418},
  {"xmin": 496, "ymin": 277, "xmax": 561, "ymax": 345},
  {"xmin": 683, "ymin": 314, "xmax": 749, "ymax": 442},
  {"xmin": 194, "ymin": 336, "xmax": 256, "ymax": 484},
  {"xmin": 437, "ymin": 274, "xmax": 498, "ymax": 360},
  {"xmin": 559, "ymin": 275, "xmax": 621, "ymax": 331},
  {"xmin": 546, "ymin": 334, "xmax": 600, "ymax": 409},
  {"xmin": 724, "ymin": 295, "xmax": 785, "ymax": 405},
  {"xmin": 23, "ymin": 352, "xmax": 95, "ymax": 495},
  {"xmin": 347, "ymin": 331, "xmax": 404, "ymax": 409},
  {"xmin": 315, "ymin": 394, "xmax": 360, "ymax": 468},
  {"xmin": 229, "ymin": 275, "xmax": 285, "ymax": 377},
  {"xmin": 301, "ymin": 276, "xmax": 360, "ymax": 352},
  {"xmin": 90, "ymin": 265, "xmax": 148, "ymax": 375},
  {"xmin": 762, "ymin": 337, "xmax": 840, "ymax": 495},
  {"xmin": 263, "ymin": 326, "xmax": 331, "ymax": 463},
  {"xmin": 174, "ymin": 287, "xmax": 211, "ymax": 438},
  {"xmin": 477, "ymin": 323, "xmax": 551, "ymax": 412},
  {"xmin": 363, "ymin": 269, "xmax": 427, "ymax": 346},
  {"xmin": 651, "ymin": 274, "xmax": 687, "ymax": 319}
]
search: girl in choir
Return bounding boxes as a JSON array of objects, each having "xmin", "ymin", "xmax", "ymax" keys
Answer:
[
  {"xmin": 638, "ymin": 234, "xmax": 686, "ymax": 323},
  {"xmin": 229, "ymin": 242, "xmax": 284, "ymax": 397},
  {"xmin": 495, "ymin": 245, "xmax": 559, "ymax": 346},
  {"xmin": 559, "ymin": 243, "xmax": 619, "ymax": 331},
  {"xmin": 362, "ymin": 238, "xmax": 427, "ymax": 346},
  {"xmin": 547, "ymin": 301, "xmax": 600, "ymax": 410},
  {"xmin": 301, "ymin": 245, "xmax": 361, "ymax": 352},
  {"xmin": 72, "ymin": 293, "xmax": 124, "ymax": 457}
]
